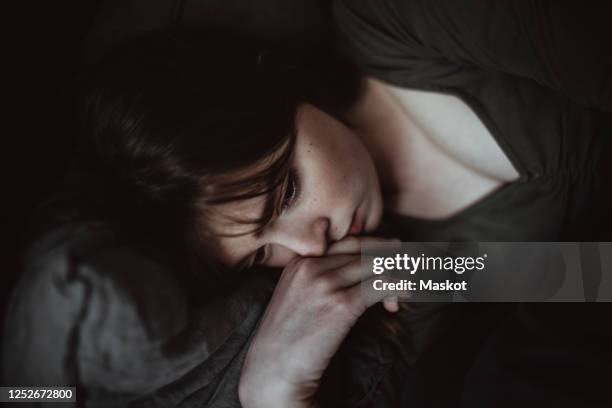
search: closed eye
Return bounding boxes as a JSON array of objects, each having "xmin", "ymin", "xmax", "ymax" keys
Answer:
[
  {"xmin": 247, "ymin": 169, "xmax": 300, "ymax": 268},
  {"xmin": 280, "ymin": 168, "xmax": 300, "ymax": 213},
  {"xmin": 253, "ymin": 245, "xmax": 267, "ymax": 265}
]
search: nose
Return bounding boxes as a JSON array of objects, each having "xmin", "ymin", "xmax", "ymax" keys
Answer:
[{"xmin": 278, "ymin": 217, "xmax": 330, "ymax": 257}]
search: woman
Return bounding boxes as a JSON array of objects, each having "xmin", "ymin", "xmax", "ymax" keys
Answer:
[
  {"xmin": 4, "ymin": 0, "xmax": 612, "ymax": 407},
  {"xmin": 4, "ymin": 27, "xmax": 409, "ymax": 406}
]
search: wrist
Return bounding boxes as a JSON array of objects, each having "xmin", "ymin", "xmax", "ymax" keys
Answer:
[{"xmin": 239, "ymin": 375, "xmax": 312, "ymax": 408}]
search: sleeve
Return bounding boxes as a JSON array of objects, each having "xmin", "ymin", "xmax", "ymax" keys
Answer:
[{"xmin": 334, "ymin": 0, "xmax": 612, "ymax": 111}]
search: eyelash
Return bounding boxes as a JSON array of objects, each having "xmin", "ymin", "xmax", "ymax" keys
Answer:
[
  {"xmin": 253, "ymin": 246, "xmax": 267, "ymax": 266},
  {"xmin": 281, "ymin": 169, "xmax": 300, "ymax": 213},
  {"xmin": 251, "ymin": 169, "xmax": 300, "ymax": 267}
]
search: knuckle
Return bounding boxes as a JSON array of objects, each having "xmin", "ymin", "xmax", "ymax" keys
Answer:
[
  {"xmin": 291, "ymin": 258, "xmax": 318, "ymax": 280},
  {"xmin": 313, "ymin": 275, "xmax": 336, "ymax": 294},
  {"xmin": 331, "ymin": 292, "xmax": 355, "ymax": 313},
  {"xmin": 289, "ymin": 257, "xmax": 310, "ymax": 271}
]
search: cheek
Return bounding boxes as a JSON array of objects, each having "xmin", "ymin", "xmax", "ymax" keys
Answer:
[
  {"xmin": 320, "ymin": 137, "xmax": 371, "ymax": 197},
  {"xmin": 296, "ymin": 113, "xmax": 373, "ymax": 205},
  {"xmin": 265, "ymin": 245, "xmax": 299, "ymax": 267},
  {"xmin": 303, "ymin": 147, "xmax": 357, "ymax": 205}
]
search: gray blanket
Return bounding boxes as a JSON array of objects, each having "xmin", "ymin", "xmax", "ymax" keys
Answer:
[{"xmin": 3, "ymin": 226, "xmax": 271, "ymax": 407}]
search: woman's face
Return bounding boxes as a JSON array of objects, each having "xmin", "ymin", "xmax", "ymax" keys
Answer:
[{"xmin": 209, "ymin": 104, "xmax": 383, "ymax": 269}]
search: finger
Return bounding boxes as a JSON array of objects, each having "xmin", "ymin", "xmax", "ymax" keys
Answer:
[
  {"xmin": 383, "ymin": 297, "xmax": 399, "ymax": 313},
  {"xmin": 299, "ymin": 254, "xmax": 357, "ymax": 274},
  {"xmin": 326, "ymin": 236, "xmax": 401, "ymax": 256},
  {"xmin": 324, "ymin": 240, "xmax": 402, "ymax": 289},
  {"xmin": 325, "ymin": 257, "xmax": 367, "ymax": 288},
  {"xmin": 343, "ymin": 274, "xmax": 409, "ymax": 315},
  {"xmin": 299, "ymin": 238, "xmax": 402, "ymax": 291}
]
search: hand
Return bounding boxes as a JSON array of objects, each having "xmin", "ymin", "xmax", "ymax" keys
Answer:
[
  {"xmin": 325, "ymin": 236, "xmax": 400, "ymax": 313},
  {"xmin": 239, "ymin": 236, "xmax": 399, "ymax": 408}
]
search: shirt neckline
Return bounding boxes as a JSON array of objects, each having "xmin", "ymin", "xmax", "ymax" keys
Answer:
[{"xmin": 377, "ymin": 79, "xmax": 531, "ymax": 226}]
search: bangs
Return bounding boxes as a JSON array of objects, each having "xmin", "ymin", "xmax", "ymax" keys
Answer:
[{"xmin": 199, "ymin": 129, "xmax": 297, "ymax": 237}]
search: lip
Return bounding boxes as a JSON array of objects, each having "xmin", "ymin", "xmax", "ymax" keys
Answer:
[{"xmin": 347, "ymin": 209, "xmax": 364, "ymax": 236}]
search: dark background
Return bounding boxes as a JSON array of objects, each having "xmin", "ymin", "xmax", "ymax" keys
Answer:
[{"xmin": 4, "ymin": 0, "xmax": 98, "ymax": 321}]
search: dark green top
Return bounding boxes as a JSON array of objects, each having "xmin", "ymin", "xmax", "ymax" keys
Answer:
[
  {"xmin": 334, "ymin": 0, "xmax": 612, "ymax": 241},
  {"xmin": 332, "ymin": 4, "xmax": 612, "ymax": 407}
]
